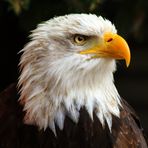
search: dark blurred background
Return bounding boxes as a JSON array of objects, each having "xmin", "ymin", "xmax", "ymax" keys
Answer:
[{"xmin": 0, "ymin": 0, "xmax": 148, "ymax": 133}]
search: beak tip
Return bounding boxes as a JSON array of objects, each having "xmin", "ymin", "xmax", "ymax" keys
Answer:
[
  {"xmin": 125, "ymin": 56, "xmax": 131, "ymax": 67},
  {"xmin": 124, "ymin": 44, "xmax": 131, "ymax": 68},
  {"xmin": 126, "ymin": 62, "xmax": 130, "ymax": 67}
]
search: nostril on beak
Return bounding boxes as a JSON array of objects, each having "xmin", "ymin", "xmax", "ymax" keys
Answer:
[{"xmin": 107, "ymin": 38, "xmax": 113, "ymax": 42}]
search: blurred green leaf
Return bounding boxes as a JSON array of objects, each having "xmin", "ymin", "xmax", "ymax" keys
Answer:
[
  {"xmin": 89, "ymin": 0, "xmax": 104, "ymax": 11},
  {"xmin": 5, "ymin": 0, "xmax": 30, "ymax": 15}
]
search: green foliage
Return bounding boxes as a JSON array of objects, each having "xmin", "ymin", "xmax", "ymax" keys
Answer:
[
  {"xmin": 2, "ymin": 0, "xmax": 148, "ymax": 44},
  {"xmin": 5, "ymin": 0, "xmax": 30, "ymax": 15}
]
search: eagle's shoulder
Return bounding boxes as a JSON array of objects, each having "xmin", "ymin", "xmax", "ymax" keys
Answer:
[
  {"xmin": 0, "ymin": 84, "xmax": 43, "ymax": 148},
  {"xmin": 0, "ymin": 83, "xmax": 20, "ymax": 122},
  {"xmin": 111, "ymin": 99, "xmax": 148, "ymax": 148},
  {"xmin": 0, "ymin": 83, "xmax": 22, "ymax": 147}
]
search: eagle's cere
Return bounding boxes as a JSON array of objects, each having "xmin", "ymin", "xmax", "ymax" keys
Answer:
[{"xmin": 18, "ymin": 14, "xmax": 131, "ymax": 134}]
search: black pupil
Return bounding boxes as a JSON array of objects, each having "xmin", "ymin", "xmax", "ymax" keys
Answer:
[{"xmin": 78, "ymin": 36, "xmax": 84, "ymax": 41}]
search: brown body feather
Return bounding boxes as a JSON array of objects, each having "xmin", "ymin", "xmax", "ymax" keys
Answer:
[{"xmin": 0, "ymin": 84, "xmax": 147, "ymax": 148}]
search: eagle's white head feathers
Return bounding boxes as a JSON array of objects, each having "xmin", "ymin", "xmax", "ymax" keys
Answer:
[{"xmin": 18, "ymin": 14, "xmax": 130, "ymax": 134}]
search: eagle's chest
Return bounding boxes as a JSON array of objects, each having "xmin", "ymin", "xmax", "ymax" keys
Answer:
[{"xmin": 29, "ymin": 108, "xmax": 112, "ymax": 148}]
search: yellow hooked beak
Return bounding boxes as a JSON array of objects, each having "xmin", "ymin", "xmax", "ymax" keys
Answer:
[{"xmin": 79, "ymin": 33, "xmax": 131, "ymax": 67}]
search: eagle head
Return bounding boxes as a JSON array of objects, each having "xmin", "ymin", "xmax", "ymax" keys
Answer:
[{"xmin": 18, "ymin": 14, "xmax": 130, "ymax": 134}]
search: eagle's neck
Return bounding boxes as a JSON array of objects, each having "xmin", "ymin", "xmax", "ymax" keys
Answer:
[{"xmin": 19, "ymin": 54, "xmax": 121, "ymax": 134}]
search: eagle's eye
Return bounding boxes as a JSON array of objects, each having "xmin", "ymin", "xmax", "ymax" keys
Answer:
[{"xmin": 74, "ymin": 35, "xmax": 87, "ymax": 45}]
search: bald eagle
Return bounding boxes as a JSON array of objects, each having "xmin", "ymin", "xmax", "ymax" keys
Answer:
[{"xmin": 0, "ymin": 14, "xmax": 147, "ymax": 148}]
